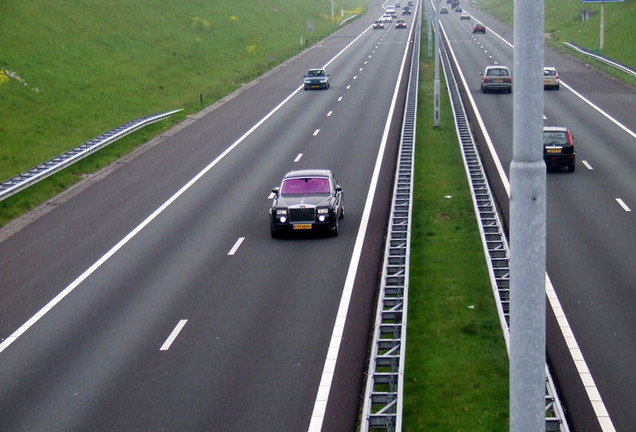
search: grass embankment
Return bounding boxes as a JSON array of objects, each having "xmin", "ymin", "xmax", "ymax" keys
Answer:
[
  {"xmin": 0, "ymin": 0, "xmax": 369, "ymax": 226},
  {"xmin": 478, "ymin": 0, "xmax": 636, "ymax": 86},
  {"xmin": 402, "ymin": 40, "xmax": 509, "ymax": 430}
]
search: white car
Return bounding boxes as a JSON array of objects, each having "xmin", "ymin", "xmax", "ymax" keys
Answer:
[
  {"xmin": 460, "ymin": 11, "xmax": 471, "ymax": 20},
  {"xmin": 543, "ymin": 66, "xmax": 560, "ymax": 90},
  {"xmin": 380, "ymin": 14, "xmax": 393, "ymax": 23}
]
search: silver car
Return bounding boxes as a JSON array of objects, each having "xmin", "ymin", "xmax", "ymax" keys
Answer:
[
  {"xmin": 480, "ymin": 66, "xmax": 512, "ymax": 93},
  {"xmin": 543, "ymin": 66, "xmax": 560, "ymax": 90}
]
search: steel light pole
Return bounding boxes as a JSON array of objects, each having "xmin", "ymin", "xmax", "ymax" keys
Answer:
[{"xmin": 510, "ymin": 0, "xmax": 546, "ymax": 431}]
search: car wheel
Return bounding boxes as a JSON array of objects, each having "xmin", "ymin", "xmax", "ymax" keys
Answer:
[
  {"xmin": 556, "ymin": 85, "xmax": 560, "ymax": 91},
  {"xmin": 339, "ymin": 206, "xmax": 344, "ymax": 219},
  {"xmin": 271, "ymin": 229, "xmax": 279, "ymax": 238},
  {"xmin": 331, "ymin": 216, "xmax": 339, "ymax": 237},
  {"xmin": 568, "ymin": 162, "xmax": 575, "ymax": 173}
]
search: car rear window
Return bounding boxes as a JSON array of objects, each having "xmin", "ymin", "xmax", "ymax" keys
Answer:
[
  {"xmin": 487, "ymin": 68, "xmax": 510, "ymax": 77},
  {"xmin": 282, "ymin": 177, "xmax": 330, "ymax": 195},
  {"xmin": 543, "ymin": 132, "xmax": 568, "ymax": 144},
  {"xmin": 544, "ymin": 69, "xmax": 556, "ymax": 76}
]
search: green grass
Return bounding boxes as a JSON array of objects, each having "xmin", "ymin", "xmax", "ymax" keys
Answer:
[
  {"xmin": 0, "ymin": 0, "xmax": 369, "ymax": 226},
  {"xmin": 402, "ymin": 48, "xmax": 509, "ymax": 430},
  {"xmin": 477, "ymin": 0, "xmax": 636, "ymax": 86}
]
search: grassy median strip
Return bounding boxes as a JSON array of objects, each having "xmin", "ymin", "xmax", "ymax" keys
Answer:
[{"xmin": 402, "ymin": 43, "xmax": 509, "ymax": 430}]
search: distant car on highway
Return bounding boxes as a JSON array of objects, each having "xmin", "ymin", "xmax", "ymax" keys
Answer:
[
  {"xmin": 455, "ymin": 6, "xmax": 463, "ymax": 13},
  {"xmin": 395, "ymin": 19, "xmax": 407, "ymax": 29},
  {"xmin": 543, "ymin": 126, "xmax": 575, "ymax": 172},
  {"xmin": 373, "ymin": 20, "xmax": 385, "ymax": 30},
  {"xmin": 543, "ymin": 66, "xmax": 560, "ymax": 90},
  {"xmin": 480, "ymin": 65, "xmax": 512, "ymax": 93},
  {"xmin": 440, "ymin": 7, "xmax": 449, "ymax": 14},
  {"xmin": 460, "ymin": 11, "xmax": 471, "ymax": 19},
  {"xmin": 473, "ymin": 22, "xmax": 486, "ymax": 33},
  {"xmin": 380, "ymin": 14, "xmax": 393, "ymax": 22},
  {"xmin": 402, "ymin": 6, "xmax": 412, "ymax": 15},
  {"xmin": 270, "ymin": 170, "xmax": 344, "ymax": 237},
  {"xmin": 304, "ymin": 68, "xmax": 330, "ymax": 90}
]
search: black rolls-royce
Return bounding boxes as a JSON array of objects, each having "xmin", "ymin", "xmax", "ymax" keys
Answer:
[{"xmin": 270, "ymin": 169, "xmax": 344, "ymax": 237}]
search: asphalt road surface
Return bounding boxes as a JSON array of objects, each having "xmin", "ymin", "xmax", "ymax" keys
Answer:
[{"xmin": 0, "ymin": 2, "xmax": 417, "ymax": 431}]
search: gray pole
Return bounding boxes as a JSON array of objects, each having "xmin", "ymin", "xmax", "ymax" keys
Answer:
[
  {"xmin": 434, "ymin": 0, "xmax": 440, "ymax": 127},
  {"xmin": 510, "ymin": 0, "xmax": 546, "ymax": 431},
  {"xmin": 600, "ymin": 2, "xmax": 605, "ymax": 50},
  {"xmin": 428, "ymin": 0, "xmax": 433, "ymax": 58}
]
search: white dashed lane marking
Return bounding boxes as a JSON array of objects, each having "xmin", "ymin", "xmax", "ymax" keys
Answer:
[
  {"xmin": 160, "ymin": 319, "xmax": 188, "ymax": 351},
  {"xmin": 228, "ymin": 237, "xmax": 245, "ymax": 256}
]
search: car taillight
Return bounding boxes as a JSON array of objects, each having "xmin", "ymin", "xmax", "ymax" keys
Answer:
[
  {"xmin": 484, "ymin": 76, "xmax": 487, "ymax": 83},
  {"xmin": 567, "ymin": 131, "xmax": 573, "ymax": 146},
  {"xmin": 509, "ymin": 77, "xmax": 513, "ymax": 83}
]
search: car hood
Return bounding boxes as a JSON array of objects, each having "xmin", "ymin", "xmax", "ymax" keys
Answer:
[{"xmin": 275, "ymin": 195, "xmax": 333, "ymax": 207}]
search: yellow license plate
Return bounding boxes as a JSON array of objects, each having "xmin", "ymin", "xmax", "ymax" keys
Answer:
[
  {"xmin": 544, "ymin": 80, "xmax": 552, "ymax": 84},
  {"xmin": 493, "ymin": 79, "xmax": 503, "ymax": 83},
  {"xmin": 294, "ymin": 224, "xmax": 312, "ymax": 230},
  {"xmin": 547, "ymin": 148, "xmax": 561, "ymax": 153}
]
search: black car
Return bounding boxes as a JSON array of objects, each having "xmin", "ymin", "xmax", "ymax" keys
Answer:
[
  {"xmin": 543, "ymin": 126, "xmax": 576, "ymax": 172},
  {"xmin": 270, "ymin": 169, "xmax": 344, "ymax": 237}
]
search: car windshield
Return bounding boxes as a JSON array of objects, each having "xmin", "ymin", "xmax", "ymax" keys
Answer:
[
  {"xmin": 307, "ymin": 70, "xmax": 325, "ymax": 77},
  {"xmin": 487, "ymin": 68, "xmax": 509, "ymax": 77},
  {"xmin": 281, "ymin": 177, "xmax": 331, "ymax": 195},
  {"xmin": 543, "ymin": 132, "xmax": 568, "ymax": 145}
]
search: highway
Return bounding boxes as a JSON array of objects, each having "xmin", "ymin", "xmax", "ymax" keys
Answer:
[
  {"xmin": 0, "ymin": 2, "xmax": 417, "ymax": 431},
  {"xmin": 440, "ymin": 4, "xmax": 636, "ymax": 432}
]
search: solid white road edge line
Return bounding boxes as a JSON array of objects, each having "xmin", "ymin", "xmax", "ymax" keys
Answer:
[
  {"xmin": 0, "ymin": 22, "xmax": 376, "ymax": 355},
  {"xmin": 440, "ymin": 20, "xmax": 618, "ymax": 432},
  {"xmin": 307, "ymin": 12, "xmax": 414, "ymax": 432},
  {"xmin": 160, "ymin": 319, "xmax": 188, "ymax": 351}
]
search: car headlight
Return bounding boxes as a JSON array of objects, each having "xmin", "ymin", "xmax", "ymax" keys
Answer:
[
  {"xmin": 317, "ymin": 208, "xmax": 329, "ymax": 214},
  {"xmin": 276, "ymin": 209, "xmax": 287, "ymax": 215}
]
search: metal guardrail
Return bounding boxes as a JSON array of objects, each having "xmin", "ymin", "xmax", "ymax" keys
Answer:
[
  {"xmin": 563, "ymin": 42, "xmax": 636, "ymax": 78},
  {"xmin": 0, "ymin": 109, "xmax": 182, "ymax": 202},
  {"xmin": 440, "ymin": 34, "xmax": 570, "ymax": 432},
  {"xmin": 360, "ymin": 5, "xmax": 421, "ymax": 432}
]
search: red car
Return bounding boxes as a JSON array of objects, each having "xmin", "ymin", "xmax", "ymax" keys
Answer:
[{"xmin": 473, "ymin": 23, "xmax": 486, "ymax": 34}]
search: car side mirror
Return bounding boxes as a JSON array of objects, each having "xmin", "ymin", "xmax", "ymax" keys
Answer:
[
  {"xmin": 479, "ymin": 72, "xmax": 483, "ymax": 76},
  {"xmin": 335, "ymin": 186, "xmax": 342, "ymax": 195},
  {"xmin": 272, "ymin": 187, "xmax": 280, "ymax": 195}
]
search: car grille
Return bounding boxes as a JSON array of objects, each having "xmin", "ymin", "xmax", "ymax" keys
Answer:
[{"xmin": 289, "ymin": 207, "xmax": 315, "ymax": 222}]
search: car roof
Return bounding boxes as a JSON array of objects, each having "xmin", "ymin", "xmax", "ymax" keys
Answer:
[
  {"xmin": 485, "ymin": 65, "xmax": 510, "ymax": 72},
  {"xmin": 543, "ymin": 126, "xmax": 569, "ymax": 132},
  {"xmin": 283, "ymin": 169, "xmax": 333, "ymax": 179},
  {"xmin": 544, "ymin": 66, "xmax": 557, "ymax": 71},
  {"xmin": 307, "ymin": 68, "xmax": 326, "ymax": 72}
]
